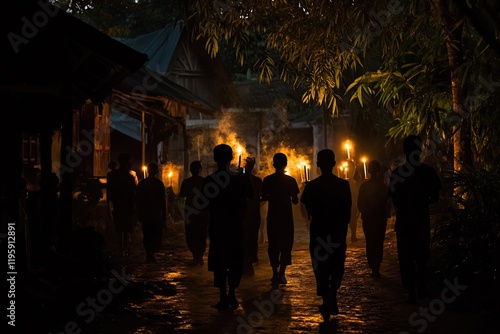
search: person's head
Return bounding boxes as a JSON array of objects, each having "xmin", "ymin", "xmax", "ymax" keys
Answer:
[
  {"xmin": 245, "ymin": 157, "xmax": 256, "ymax": 173},
  {"xmin": 272, "ymin": 153, "xmax": 287, "ymax": 172},
  {"xmin": 213, "ymin": 144, "xmax": 233, "ymax": 167},
  {"xmin": 117, "ymin": 152, "xmax": 131, "ymax": 169},
  {"xmin": 190, "ymin": 160, "xmax": 202, "ymax": 176},
  {"xmin": 108, "ymin": 161, "xmax": 118, "ymax": 170},
  {"xmin": 147, "ymin": 162, "xmax": 159, "ymax": 176},
  {"xmin": 316, "ymin": 149, "xmax": 336, "ymax": 171},
  {"xmin": 368, "ymin": 160, "xmax": 381, "ymax": 176},
  {"xmin": 403, "ymin": 135, "xmax": 422, "ymax": 157}
]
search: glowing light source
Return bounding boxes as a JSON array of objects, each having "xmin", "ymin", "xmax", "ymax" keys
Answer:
[
  {"xmin": 342, "ymin": 161, "xmax": 349, "ymax": 179},
  {"xmin": 344, "ymin": 141, "xmax": 352, "ymax": 160},
  {"xmin": 142, "ymin": 165, "xmax": 147, "ymax": 179},
  {"xmin": 361, "ymin": 157, "xmax": 368, "ymax": 179},
  {"xmin": 237, "ymin": 146, "xmax": 243, "ymax": 169},
  {"xmin": 168, "ymin": 171, "xmax": 173, "ymax": 187}
]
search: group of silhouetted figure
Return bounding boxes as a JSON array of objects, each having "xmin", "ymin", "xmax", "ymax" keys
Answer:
[{"xmin": 105, "ymin": 135, "xmax": 441, "ymax": 321}]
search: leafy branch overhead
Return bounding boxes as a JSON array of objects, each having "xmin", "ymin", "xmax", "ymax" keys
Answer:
[
  {"xmin": 191, "ymin": 0, "xmax": 499, "ymax": 164},
  {"xmin": 192, "ymin": 0, "xmax": 385, "ymax": 114}
]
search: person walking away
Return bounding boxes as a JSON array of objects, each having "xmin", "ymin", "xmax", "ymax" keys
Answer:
[
  {"xmin": 136, "ymin": 162, "xmax": 167, "ymax": 263},
  {"xmin": 107, "ymin": 152, "xmax": 137, "ymax": 257},
  {"xmin": 179, "ymin": 160, "xmax": 209, "ymax": 266},
  {"xmin": 347, "ymin": 160, "xmax": 361, "ymax": 242},
  {"xmin": 203, "ymin": 144, "xmax": 253, "ymax": 310},
  {"xmin": 300, "ymin": 149, "xmax": 351, "ymax": 321},
  {"xmin": 261, "ymin": 153, "xmax": 300, "ymax": 287},
  {"xmin": 242, "ymin": 157, "xmax": 263, "ymax": 276},
  {"xmin": 357, "ymin": 160, "xmax": 390, "ymax": 278},
  {"xmin": 388, "ymin": 135, "xmax": 442, "ymax": 303}
]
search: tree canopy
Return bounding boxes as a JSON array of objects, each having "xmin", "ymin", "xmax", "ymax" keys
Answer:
[{"xmin": 189, "ymin": 0, "xmax": 499, "ymax": 169}]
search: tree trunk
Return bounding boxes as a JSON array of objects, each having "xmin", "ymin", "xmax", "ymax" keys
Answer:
[{"xmin": 434, "ymin": 0, "xmax": 473, "ymax": 170}]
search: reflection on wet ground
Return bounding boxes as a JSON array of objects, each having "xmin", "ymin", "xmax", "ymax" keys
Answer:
[{"xmin": 93, "ymin": 214, "xmax": 481, "ymax": 334}]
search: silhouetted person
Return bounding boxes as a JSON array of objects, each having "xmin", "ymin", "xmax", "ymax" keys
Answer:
[
  {"xmin": 242, "ymin": 157, "xmax": 263, "ymax": 276},
  {"xmin": 388, "ymin": 135, "xmax": 442, "ymax": 303},
  {"xmin": 179, "ymin": 160, "xmax": 209, "ymax": 266},
  {"xmin": 136, "ymin": 162, "xmax": 167, "ymax": 263},
  {"xmin": 347, "ymin": 160, "xmax": 361, "ymax": 242},
  {"xmin": 357, "ymin": 160, "xmax": 390, "ymax": 278},
  {"xmin": 23, "ymin": 166, "xmax": 43, "ymax": 268},
  {"xmin": 41, "ymin": 172, "xmax": 60, "ymax": 253},
  {"xmin": 107, "ymin": 152, "xmax": 137, "ymax": 257},
  {"xmin": 261, "ymin": 153, "xmax": 300, "ymax": 287},
  {"xmin": 300, "ymin": 149, "xmax": 351, "ymax": 320},
  {"xmin": 108, "ymin": 160, "xmax": 118, "ymax": 172},
  {"xmin": 203, "ymin": 144, "xmax": 252, "ymax": 310}
]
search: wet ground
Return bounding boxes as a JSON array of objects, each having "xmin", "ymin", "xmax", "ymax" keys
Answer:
[{"xmin": 80, "ymin": 208, "xmax": 489, "ymax": 334}]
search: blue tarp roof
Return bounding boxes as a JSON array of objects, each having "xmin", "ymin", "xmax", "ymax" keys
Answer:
[
  {"xmin": 117, "ymin": 22, "xmax": 183, "ymax": 75},
  {"xmin": 110, "ymin": 109, "xmax": 143, "ymax": 142}
]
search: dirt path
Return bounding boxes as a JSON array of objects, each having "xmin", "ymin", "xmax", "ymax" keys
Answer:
[{"xmin": 90, "ymin": 213, "xmax": 483, "ymax": 334}]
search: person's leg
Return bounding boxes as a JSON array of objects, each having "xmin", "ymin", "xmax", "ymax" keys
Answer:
[
  {"xmin": 194, "ymin": 218, "xmax": 209, "ymax": 265},
  {"xmin": 242, "ymin": 219, "xmax": 254, "ymax": 275},
  {"xmin": 227, "ymin": 264, "xmax": 242, "ymax": 308},
  {"xmin": 278, "ymin": 223, "xmax": 294, "ymax": 284},
  {"xmin": 371, "ymin": 221, "xmax": 387, "ymax": 277},
  {"xmin": 198, "ymin": 219, "xmax": 208, "ymax": 265},
  {"xmin": 350, "ymin": 208, "xmax": 359, "ymax": 242},
  {"xmin": 142, "ymin": 223, "xmax": 152, "ymax": 262},
  {"xmin": 251, "ymin": 216, "xmax": 261, "ymax": 262},
  {"xmin": 415, "ymin": 228, "xmax": 431, "ymax": 299},
  {"xmin": 363, "ymin": 221, "xmax": 374, "ymax": 270},
  {"xmin": 329, "ymin": 243, "xmax": 346, "ymax": 314},
  {"xmin": 364, "ymin": 220, "xmax": 381, "ymax": 277},
  {"xmin": 397, "ymin": 231, "xmax": 417, "ymax": 302},
  {"xmin": 149, "ymin": 222, "xmax": 163, "ymax": 262},
  {"xmin": 113, "ymin": 211, "xmax": 126, "ymax": 257},
  {"xmin": 267, "ymin": 222, "xmax": 280, "ymax": 284},
  {"xmin": 214, "ymin": 269, "xmax": 229, "ymax": 310},
  {"xmin": 314, "ymin": 260, "xmax": 331, "ymax": 320},
  {"xmin": 185, "ymin": 218, "xmax": 197, "ymax": 264}
]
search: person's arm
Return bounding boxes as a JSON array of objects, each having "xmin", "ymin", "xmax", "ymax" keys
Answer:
[
  {"xmin": 160, "ymin": 184, "xmax": 167, "ymax": 226},
  {"xmin": 106, "ymin": 176, "xmax": 114, "ymax": 218},
  {"xmin": 135, "ymin": 183, "xmax": 143, "ymax": 222},
  {"xmin": 343, "ymin": 181, "xmax": 352, "ymax": 225},
  {"xmin": 357, "ymin": 183, "xmax": 364, "ymax": 215},
  {"xmin": 388, "ymin": 171, "xmax": 402, "ymax": 208},
  {"xmin": 299, "ymin": 183, "xmax": 311, "ymax": 220},
  {"xmin": 179, "ymin": 180, "xmax": 187, "ymax": 198},
  {"xmin": 290, "ymin": 178, "xmax": 300, "ymax": 205},
  {"xmin": 242, "ymin": 173, "xmax": 254, "ymax": 199}
]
